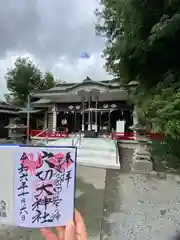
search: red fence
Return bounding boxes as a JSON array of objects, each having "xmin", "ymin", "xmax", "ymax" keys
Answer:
[
  {"xmin": 30, "ymin": 129, "xmax": 68, "ymax": 138},
  {"xmin": 111, "ymin": 132, "xmax": 165, "ymax": 141},
  {"xmin": 30, "ymin": 129, "xmax": 165, "ymax": 141},
  {"xmin": 111, "ymin": 132, "xmax": 135, "ymax": 140}
]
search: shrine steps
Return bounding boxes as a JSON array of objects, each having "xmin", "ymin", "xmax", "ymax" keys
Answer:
[{"xmin": 48, "ymin": 137, "xmax": 120, "ymax": 170}]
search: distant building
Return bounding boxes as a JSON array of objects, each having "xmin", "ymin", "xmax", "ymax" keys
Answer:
[{"xmin": 29, "ymin": 77, "xmax": 136, "ymax": 139}]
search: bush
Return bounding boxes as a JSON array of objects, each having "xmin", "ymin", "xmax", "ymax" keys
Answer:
[{"xmin": 150, "ymin": 137, "xmax": 180, "ymax": 173}]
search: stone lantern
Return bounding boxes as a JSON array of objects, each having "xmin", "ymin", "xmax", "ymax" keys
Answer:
[
  {"xmin": 4, "ymin": 117, "xmax": 27, "ymax": 144},
  {"xmin": 127, "ymin": 81, "xmax": 139, "ymax": 94},
  {"xmin": 130, "ymin": 123, "xmax": 153, "ymax": 172}
]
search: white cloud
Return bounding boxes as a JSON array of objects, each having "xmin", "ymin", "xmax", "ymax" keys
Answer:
[
  {"xmin": 51, "ymin": 51, "xmax": 111, "ymax": 82},
  {"xmin": 0, "ymin": 51, "xmax": 40, "ymax": 99},
  {"xmin": 0, "ymin": 0, "xmax": 112, "ymax": 100},
  {"xmin": 0, "ymin": 50, "xmax": 111, "ymax": 99}
]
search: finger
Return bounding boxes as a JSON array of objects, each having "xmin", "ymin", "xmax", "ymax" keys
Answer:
[
  {"xmin": 74, "ymin": 209, "xmax": 87, "ymax": 238},
  {"xmin": 40, "ymin": 228, "xmax": 58, "ymax": 240},
  {"xmin": 64, "ymin": 220, "xmax": 76, "ymax": 240},
  {"xmin": 56, "ymin": 226, "xmax": 65, "ymax": 240}
]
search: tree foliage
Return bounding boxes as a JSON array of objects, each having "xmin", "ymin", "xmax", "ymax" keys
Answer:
[
  {"xmin": 43, "ymin": 72, "xmax": 56, "ymax": 89},
  {"xmin": 6, "ymin": 57, "xmax": 56, "ymax": 106},
  {"xmin": 96, "ymin": 0, "xmax": 180, "ymax": 139}
]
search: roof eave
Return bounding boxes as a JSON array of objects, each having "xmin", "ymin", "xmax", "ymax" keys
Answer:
[{"xmin": 31, "ymin": 79, "xmax": 121, "ymax": 96}]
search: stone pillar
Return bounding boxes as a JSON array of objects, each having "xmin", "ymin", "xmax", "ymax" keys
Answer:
[
  {"xmin": 8, "ymin": 117, "xmax": 14, "ymax": 138},
  {"xmin": 130, "ymin": 124, "xmax": 153, "ymax": 172},
  {"xmin": 133, "ymin": 107, "xmax": 138, "ymax": 139},
  {"xmin": 52, "ymin": 105, "xmax": 57, "ymax": 132}
]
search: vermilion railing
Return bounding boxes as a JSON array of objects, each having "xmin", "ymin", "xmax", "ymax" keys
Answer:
[
  {"xmin": 30, "ymin": 129, "xmax": 68, "ymax": 138},
  {"xmin": 111, "ymin": 132, "xmax": 135, "ymax": 140},
  {"xmin": 30, "ymin": 129, "xmax": 165, "ymax": 141},
  {"xmin": 111, "ymin": 132, "xmax": 165, "ymax": 141}
]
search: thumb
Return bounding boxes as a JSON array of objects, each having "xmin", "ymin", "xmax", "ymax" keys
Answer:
[{"xmin": 65, "ymin": 220, "xmax": 76, "ymax": 240}]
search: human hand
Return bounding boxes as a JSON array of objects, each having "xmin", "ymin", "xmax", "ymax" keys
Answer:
[{"xmin": 40, "ymin": 209, "xmax": 88, "ymax": 240}]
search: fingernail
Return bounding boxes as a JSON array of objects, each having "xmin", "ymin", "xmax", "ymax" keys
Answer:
[{"xmin": 66, "ymin": 220, "xmax": 74, "ymax": 228}]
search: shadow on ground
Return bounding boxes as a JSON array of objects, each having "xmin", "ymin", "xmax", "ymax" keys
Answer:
[
  {"xmin": 100, "ymin": 169, "xmax": 121, "ymax": 239},
  {"xmin": 75, "ymin": 176, "xmax": 105, "ymax": 239}
]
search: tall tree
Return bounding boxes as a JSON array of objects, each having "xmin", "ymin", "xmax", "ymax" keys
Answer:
[
  {"xmin": 6, "ymin": 57, "xmax": 56, "ymax": 106},
  {"xmin": 95, "ymin": 0, "xmax": 180, "ymax": 137},
  {"xmin": 43, "ymin": 72, "xmax": 56, "ymax": 89},
  {"xmin": 96, "ymin": 0, "xmax": 180, "ymax": 169}
]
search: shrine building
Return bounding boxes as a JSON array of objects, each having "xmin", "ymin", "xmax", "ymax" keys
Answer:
[{"xmin": 30, "ymin": 77, "xmax": 136, "ymax": 139}]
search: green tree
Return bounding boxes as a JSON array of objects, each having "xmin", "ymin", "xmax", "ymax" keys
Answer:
[
  {"xmin": 96, "ymin": 0, "xmax": 180, "ymax": 137},
  {"xmin": 6, "ymin": 57, "xmax": 55, "ymax": 106},
  {"xmin": 96, "ymin": 0, "xmax": 180, "ymax": 170},
  {"xmin": 42, "ymin": 72, "xmax": 56, "ymax": 89}
]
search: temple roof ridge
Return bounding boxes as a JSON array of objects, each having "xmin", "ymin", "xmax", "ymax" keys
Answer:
[
  {"xmin": 31, "ymin": 78, "xmax": 122, "ymax": 100},
  {"xmin": 55, "ymin": 77, "xmax": 119, "ymax": 87}
]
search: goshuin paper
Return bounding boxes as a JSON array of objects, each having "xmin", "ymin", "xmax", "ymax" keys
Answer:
[{"xmin": 13, "ymin": 146, "xmax": 76, "ymax": 228}]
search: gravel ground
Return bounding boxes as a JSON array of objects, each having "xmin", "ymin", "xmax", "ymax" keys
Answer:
[{"xmin": 101, "ymin": 170, "xmax": 180, "ymax": 240}]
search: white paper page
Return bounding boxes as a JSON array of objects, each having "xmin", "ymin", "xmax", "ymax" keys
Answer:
[
  {"xmin": 0, "ymin": 147, "xmax": 15, "ymax": 225},
  {"xmin": 14, "ymin": 146, "xmax": 76, "ymax": 228}
]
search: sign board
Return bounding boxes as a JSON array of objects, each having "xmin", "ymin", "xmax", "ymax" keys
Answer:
[
  {"xmin": 116, "ymin": 120, "xmax": 125, "ymax": 133},
  {"xmin": 0, "ymin": 145, "xmax": 76, "ymax": 228}
]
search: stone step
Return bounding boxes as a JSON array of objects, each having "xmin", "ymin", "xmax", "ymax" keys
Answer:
[
  {"xmin": 77, "ymin": 156, "xmax": 120, "ymax": 169},
  {"xmin": 46, "ymin": 137, "xmax": 119, "ymax": 169},
  {"xmin": 77, "ymin": 152, "xmax": 116, "ymax": 160},
  {"xmin": 80, "ymin": 140, "xmax": 115, "ymax": 151},
  {"xmin": 77, "ymin": 148, "xmax": 116, "ymax": 158},
  {"xmin": 78, "ymin": 145, "xmax": 116, "ymax": 152}
]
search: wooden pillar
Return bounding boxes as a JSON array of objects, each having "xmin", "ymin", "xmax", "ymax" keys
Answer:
[
  {"xmin": 74, "ymin": 111, "xmax": 76, "ymax": 133},
  {"xmin": 82, "ymin": 100, "xmax": 85, "ymax": 132},
  {"xmin": 108, "ymin": 110, "xmax": 111, "ymax": 133},
  {"xmin": 44, "ymin": 111, "xmax": 48, "ymax": 129},
  {"xmin": 52, "ymin": 105, "xmax": 57, "ymax": 132},
  {"xmin": 95, "ymin": 97, "xmax": 98, "ymax": 132},
  {"xmin": 88, "ymin": 95, "xmax": 91, "ymax": 131},
  {"xmin": 100, "ymin": 112, "xmax": 102, "ymax": 134}
]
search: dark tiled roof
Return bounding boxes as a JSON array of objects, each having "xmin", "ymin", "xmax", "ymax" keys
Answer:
[
  {"xmin": 32, "ymin": 78, "xmax": 120, "ymax": 95},
  {"xmin": 0, "ymin": 100, "xmax": 18, "ymax": 111},
  {"xmin": 0, "ymin": 109, "xmax": 19, "ymax": 114}
]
